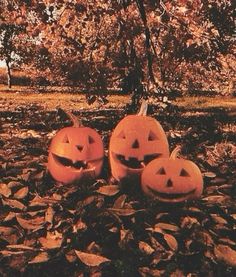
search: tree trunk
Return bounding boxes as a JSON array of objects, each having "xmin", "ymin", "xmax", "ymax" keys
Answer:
[
  {"xmin": 135, "ymin": 0, "xmax": 156, "ymax": 84},
  {"xmin": 6, "ymin": 59, "xmax": 12, "ymax": 88}
]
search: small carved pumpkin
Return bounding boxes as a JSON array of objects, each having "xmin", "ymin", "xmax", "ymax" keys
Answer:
[
  {"xmin": 109, "ymin": 101, "xmax": 169, "ymax": 181},
  {"xmin": 48, "ymin": 111, "xmax": 104, "ymax": 184},
  {"xmin": 141, "ymin": 146, "xmax": 203, "ymax": 202}
]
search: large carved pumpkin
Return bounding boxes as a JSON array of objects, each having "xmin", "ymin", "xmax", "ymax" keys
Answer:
[
  {"xmin": 48, "ymin": 111, "xmax": 104, "ymax": 184},
  {"xmin": 141, "ymin": 146, "xmax": 203, "ymax": 202},
  {"xmin": 109, "ymin": 101, "xmax": 169, "ymax": 181}
]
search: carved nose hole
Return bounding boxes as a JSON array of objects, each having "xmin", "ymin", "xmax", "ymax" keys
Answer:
[
  {"xmin": 132, "ymin": 139, "xmax": 140, "ymax": 149},
  {"xmin": 166, "ymin": 179, "xmax": 173, "ymax": 187},
  {"xmin": 77, "ymin": 145, "xmax": 84, "ymax": 152}
]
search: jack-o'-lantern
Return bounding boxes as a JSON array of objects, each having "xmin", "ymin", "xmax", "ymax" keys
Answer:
[
  {"xmin": 109, "ymin": 101, "xmax": 169, "ymax": 181},
  {"xmin": 48, "ymin": 111, "xmax": 104, "ymax": 184},
  {"xmin": 141, "ymin": 146, "xmax": 203, "ymax": 202}
]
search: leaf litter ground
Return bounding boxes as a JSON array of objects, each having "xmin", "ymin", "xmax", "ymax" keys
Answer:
[{"xmin": 0, "ymin": 100, "xmax": 236, "ymax": 277}]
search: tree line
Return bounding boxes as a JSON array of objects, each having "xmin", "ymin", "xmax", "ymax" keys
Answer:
[{"xmin": 0, "ymin": 0, "xmax": 234, "ymax": 96}]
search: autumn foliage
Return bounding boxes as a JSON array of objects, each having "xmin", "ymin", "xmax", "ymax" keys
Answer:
[{"xmin": 0, "ymin": 0, "xmax": 235, "ymax": 95}]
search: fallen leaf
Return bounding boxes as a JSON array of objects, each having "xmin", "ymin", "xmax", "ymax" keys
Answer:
[
  {"xmin": 82, "ymin": 195, "xmax": 96, "ymax": 206},
  {"xmin": 87, "ymin": 241, "xmax": 102, "ymax": 253},
  {"xmin": 39, "ymin": 236, "xmax": 62, "ymax": 249},
  {"xmin": 113, "ymin": 194, "xmax": 127, "ymax": 209},
  {"xmin": 7, "ymin": 181, "xmax": 22, "ymax": 189},
  {"xmin": 28, "ymin": 210, "xmax": 46, "ymax": 217},
  {"xmin": 3, "ymin": 212, "xmax": 16, "ymax": 222},
  {"xmin": 163, "ymin": 234, "xmax": 178, "ymax": 251},
  {"xmin": 139, "ymin": 241, "xmax": 155, "ymax": 255},
  {"xmin": 52, "ymin": 193, "xmax": 62, "ymax": 201},
  {"xmin": 139, "ymin": 267, "xmax": 164, "ymax": 277},
  {"xmin": 210, "ymin": 177, "xmax": 227, "ymax": 185},
  {"xmin": 65, "ymin": 250, "xmax": 77, "ymax": 263},
  {"xmin": 155, "ymin": 223, "xmax": 180, "ymax": 232},
  {"xmin": 32, "ymin": 170, "xmax": 44, "ymax": 181},
  {"xmin": 108, "ymin": 208, "xmax": 137, "ymax": 216},
  {"xmin": 38, "ymin": 231, "xmax": 63, "ymax": 249},
  {"xmin": 6, "ymin": 244, "xmax": 35, "ymax": 251},
  {"xmin": 180, "ymin": 216, "xmax": 199, "ymax": 229},
  {"xmin": 214, "ymin": 244, "xmax": 236, "ymax": 267},
  {"xmin": 96, "ymin": 185, "xmax": 120, "ymax": 196},
  {"xmin": 146, "ymin": 226, "xmax": 164, "ymax": 234},
  {"xmin": 28, "ymin": 252, "xmax": 50, "ymax": 264},
  {"xmin": 2, "ymin": 198, "xmax": 26, "ymax": 210},
  {"xmin": 219, "ymin": 238, "xmax": 236, "ymax": 246},
  {"xmin": 0, "ymin": 226, "xmax": 16, "ymax": 235},
  {"xmin": 13, "ymin": 186, "xmax": 29, "ymax": 199},
  {"xmin": 155, "ymin": 212, "xmax": 169, "ymax": 220},
  {"xmin": 202, "ymin": 195, "xmax": 230, "ymax": 203},
  {"xmin": 0, "ymin": 250, "xmax": 25, "ymax": 256},
  {"xmin": 45, "ymin": 206, "xmax": 55, "ymax": 225},
  {"xmin": 29, "ymin": 195, "xmax": 59, "ymax": 207},
  {"xmin": 210, "ymin": 214, "xmax": 228, "ymax": 225},
  {"xmin": 20, "ymin": 171, "xmax": 31, "ymax": 182},
  {"xmin": 0, "ymin": 183, "xmax": 11, "ymax": 197},
  {"xmin": 200, "ymin": 232, "xmax": 214, "ymax": 247},
  {"xmin": 203, "ymin": 172, "xmax": 217, "ymax": 178},
  {"xmin": 73, "ymin": 219, "xmax": 87, "ymax": 233},
  {"xmin": 149, "ymin": 236, "xmax": 164, "ymax": 251},
  {"xmin": 231, "ymin": 214, "xmax": 236, "ymax": 220},
  {"xmin": 16, "ymin": 215, "xmax": 45, "ymax": 230},
  {"xmin": 75, "ymin": 250, "xmax": 110, "ymax": 266},
  {"xmin": 120, "ymin": 229, "xmax": 133, "ymax": 241},
  {"xmin": 0, "ymin": 226, "xmax": 20, "ymax": 244}
]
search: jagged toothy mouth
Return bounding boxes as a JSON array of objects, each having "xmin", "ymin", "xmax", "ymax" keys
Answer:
[
  {"xmin": 52, "ymin": 154, "xmax": 91, "ymax": 170},
  {"xmin": 147, "ymin": 185, "xmax": 196, "ymax": 200},
  {"xmin": 113, "ymin": 153, "xmax": 162, "ymax": 169}
]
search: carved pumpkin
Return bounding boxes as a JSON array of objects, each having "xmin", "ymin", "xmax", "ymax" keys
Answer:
[
  {"xmin": 109, "ymin": 101, "xmax": 169, "ymax": 181},
  {"xmin": 48, "ymin": 111, "xmax": 104, "ymax": 184},
  {"xmin": 141, "ymin": 146, "xmax": 203, "ymax": 202}
]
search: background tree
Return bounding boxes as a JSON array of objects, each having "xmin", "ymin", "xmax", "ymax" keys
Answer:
[
  {"xmin": 0, "ymin": 0, "xmax": 234, "ymax": 95},
  {"xmin": 0, "ymin": 0, "xmax": 36, "ymax": 88},
  {"xmin": 0, "ymin": 24, "xmax": 26, "ymax": 88}
]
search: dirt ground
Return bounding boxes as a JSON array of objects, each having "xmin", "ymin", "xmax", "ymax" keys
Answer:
[{"xmin": 0, "ymin": 91, "xmax": 236, "ymax": 276}]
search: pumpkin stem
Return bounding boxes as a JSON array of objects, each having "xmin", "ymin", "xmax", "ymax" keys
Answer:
[
  {"xmin": 138, "ymin": 99, "xmax": 148, "ymax": 116},
  {"xmin": 170, "ymin": 146, "xmax": 182, "ymax": 159},
  {"xmin": 64, "ymin": 110, "xmax": 82, "ymax": 127}
]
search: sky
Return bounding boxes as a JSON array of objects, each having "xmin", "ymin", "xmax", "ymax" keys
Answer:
[{"xmin": 0, "ymin": 60, "xmax": 5, "ymax": 67}]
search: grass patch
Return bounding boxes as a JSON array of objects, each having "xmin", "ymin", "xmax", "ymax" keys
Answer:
[
  {"xmin": 0, "ymin": 87, "xmax": 235, "ymax": 112},
  {"xmin": 174, "ymin": 96, "xmax": 236, "ymax": 110}
]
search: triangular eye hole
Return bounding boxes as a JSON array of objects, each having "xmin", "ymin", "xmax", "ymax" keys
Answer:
[
  {"xmin": 132, "ymin": 139, "xmax": 139, "ymax": 149},
  {"xmin": 180, "ymin": 169, "xmax": 190, "ymax": 177},
  {"xmin": 157, "ymin": 167, "xmax": 166, "ymax": 175},
  {"xmin": 88, "ymin": 136, "xmax": 95, "ymax": 144},
  {"xmin": 117, "ymin": 130, "xmax": 126, "ymax": 139},
  {"xmin": 148, "ymin": 131, "xmax": 158, "ymax": 141},
  {"xmin": 77, "ymin": 145, "xmax": 84, "ymax": 152},
  {"xmin": 62, "ymin": 135, "xmax": 69, "ymax": 143}
]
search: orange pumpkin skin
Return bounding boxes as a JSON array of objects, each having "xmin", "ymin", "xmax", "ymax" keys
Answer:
[
  {"xmin": 109, "ymin": 115, "xmax": 169, "ymax": 181},
  {"xmin": 48, "ymin": 126, "xmax": 104, "ymax": 184},
  {"xmin": 141, "ymin": 147, "xmax": 203, "ymax": 203}
]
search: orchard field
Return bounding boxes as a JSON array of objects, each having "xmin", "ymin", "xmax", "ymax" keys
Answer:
[{"xmin": 0, "ymin": 0, "xmax": 236, "ymax": 276}]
